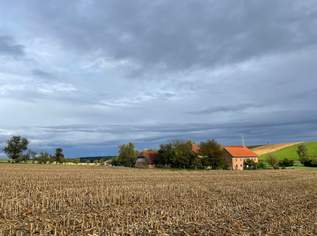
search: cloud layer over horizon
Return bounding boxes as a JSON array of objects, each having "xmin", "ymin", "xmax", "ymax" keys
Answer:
[{"xmin": 1, "ymin": 0, "xmax": 317, "ymax": 156}]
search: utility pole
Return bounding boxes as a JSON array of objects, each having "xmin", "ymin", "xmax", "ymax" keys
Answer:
[{"xmin": 241, "ymin": 135, "xmax": 246, "ymax": 147}]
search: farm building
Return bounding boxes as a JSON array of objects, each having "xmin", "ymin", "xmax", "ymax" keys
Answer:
[
  {"xmin": 224, "ymin": 146, "xmax": 258, "ymax": 170},
  {"xmin": 135, "ymin": 150, "xmax": 159, "ymax": 168}
]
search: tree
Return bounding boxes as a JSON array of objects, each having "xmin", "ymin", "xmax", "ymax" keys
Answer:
[
  {"xmin": 36, "ymin": 152, "xmax": 51, "ymax": 164},
  {"xmin": 156, "ymin": 139, "xmax": 225, "ymax": 169},
  {"xmin": 266, "ymin": 155, "xmax": 279, "ymax": 169},
  {"xmin": 173, "ymin": 140, "xmax": 197, "ymax": 168},
  {"xmin": 3, "ymin": 136, "xmax": 29, "ymax": 163},
  {"xmin": 199, "ymin": 140, "xmax": 225, "ymax": 169},
  {"xmin": 297, "ymin": 144, "xmax": 310, "ymax": 165},
  {"xmin": 116, "ymin": 143, "xmax": 137, "ymax": 167},
  {"xmin": 156, "ymin": 140, "xmax": 200, "ymax": 169},
  {"xmin": 156, "ymin": 143, "xmax": 176, "ymax": 167},
  {"xmin": 54, "ymin": 148, "xmax": 65, "ymax": 163}
]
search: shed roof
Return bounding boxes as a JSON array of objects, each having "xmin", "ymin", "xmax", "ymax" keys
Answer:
[{"xmin": 224, "ymin": 146, "xmax": 257, "ymax": 157}]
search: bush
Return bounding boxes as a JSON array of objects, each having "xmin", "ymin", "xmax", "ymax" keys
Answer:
[
  {"xmin": 279, "ymin": 158, "xmax": 294, "ymax": 168},
  {"xmin": 311, "ymin": 159, "xmax": 317, "ymax": 167},
  {"xmin": 256, "ymin": 160, "xmax": 266, "ymax": 169},
  {"xmin": 302, "ymin": 158, "xmax": 317, "ymax": 167}
]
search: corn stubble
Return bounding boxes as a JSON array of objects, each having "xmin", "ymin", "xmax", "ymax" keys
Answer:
[{"xmin": 0, "ymin": 165, "xmax": 316, "ymax": 235}]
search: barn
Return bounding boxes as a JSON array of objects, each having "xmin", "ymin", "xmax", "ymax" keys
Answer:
[{"xmin": 224, "ymin": 146, "xmax": 258, "ymax": 170}]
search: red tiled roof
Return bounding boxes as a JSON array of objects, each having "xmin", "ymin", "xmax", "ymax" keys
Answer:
[
  {"xmin": 138, "ymin": 150, "xmax": 158, "ymax": 165},
  {"xmin": 224, "ymin": 146, "xmax": 257, "ymax": 157}
]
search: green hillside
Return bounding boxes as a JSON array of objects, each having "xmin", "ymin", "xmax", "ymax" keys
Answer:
[{"xmin": 260, "ymin": 141, "xmax": 317, "ymax": 161}]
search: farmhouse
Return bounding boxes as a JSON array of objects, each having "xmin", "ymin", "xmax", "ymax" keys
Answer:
[{"xmin": 224, "ymin": 146, "xmax": 258, "ymax": 170}]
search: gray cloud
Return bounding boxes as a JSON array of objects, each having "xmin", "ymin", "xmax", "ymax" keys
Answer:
[
  {"xmin": 0, "ymin": 0, "xmax": 317, "ymax": 156},
  {"xmin": 9, "ymin": 0, "xmax": 317, "ymax": 72},
  {"xmin": 0, "ymin": 35, "xmax": 25, "ymax": 57},
  {"xmin": 1, "ymin": 109, "xmax": 317, "ymax": 157},
  {"xmin": 188, "ymin": 103, "xmax": 262, "ymax": 115}
]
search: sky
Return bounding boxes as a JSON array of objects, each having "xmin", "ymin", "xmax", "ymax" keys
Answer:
[{"xmin": 0, "ymin": 0, "xmax": 317, "ymax": 157}]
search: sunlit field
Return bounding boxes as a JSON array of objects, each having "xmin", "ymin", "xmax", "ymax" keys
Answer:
[{"xmin": 0, "ymin": 164, "xmax": 316, "ymax": 235}]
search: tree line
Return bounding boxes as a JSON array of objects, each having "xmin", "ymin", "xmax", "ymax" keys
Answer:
[
  {"xmin": 112, "ymin": 139, "xmax": 228, "ymax": 169},
  {"xmin": 3, "ymin": 136, "xmax": 317, "ymax": 169},
  {"xmin": 2, "ymin": 136, "xmax": 65, "ymax": 164}
]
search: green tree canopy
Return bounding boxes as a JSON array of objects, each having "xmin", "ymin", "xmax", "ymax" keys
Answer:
[
  {"xmin": 199, "ymin": 139, "xmax": 225, "ymax": 169},
  {"xmin": 297, "ymin": 144, "xmax": 310, "ymax": 165},
  {"xmin": 173, "ymin": 140, "xmax": 197, "ymax": 168},
  {"xmin": 156, "ymin": 139, "xmax": 226, "ymax": 169},
  {"xmin": 156, "ymin": 143, "xmax": 176, "ymax": 167},
  {"xmin": 3, "ymin": 136, "xmax": 29, "ymax": 163},
  {"xmin": 54, "ymin": 148, "xmax": 65, "ymax": 163},
  {"xmin": 115, "ymin": 143, "xmax": 138, "ymax": 167},
  {"xmin": 156, "ymin": 140, "xmax": 201, "ymax": 169}
]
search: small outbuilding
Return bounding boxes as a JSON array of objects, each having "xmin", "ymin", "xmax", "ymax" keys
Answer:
[
  {"xmin": 135, "ymin": 150, "xmax": 158, "ymax": 168},
  {"xmin": 224, "ymin": 146, "xmax": 258, "ymax": 170},
  {"xmin": 135, "ymin": 157, "xmax": 149, "ymax": 168}
]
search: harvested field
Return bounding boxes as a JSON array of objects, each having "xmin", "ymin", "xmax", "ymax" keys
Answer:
[{"xmin": 0, "ymin": 165, "xmax": 316, "ymax": 235}]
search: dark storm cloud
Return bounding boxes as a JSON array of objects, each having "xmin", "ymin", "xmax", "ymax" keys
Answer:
[
  {"xmin": 37, "ymin": 108, "xmax": 317, "ymax": 144},
  {"xmin": 1, "ymin": 106, "xmax": 317, "ymax": 156},
  {"xmin": 0, "ymin": 35, "xmax": 25, "ymax": 57},
  {"xmin": 9, "ymin": 0, "xmax": 317, "ymax": 72}
]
